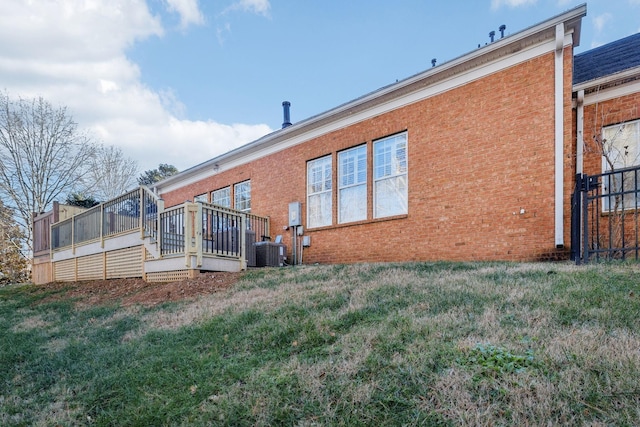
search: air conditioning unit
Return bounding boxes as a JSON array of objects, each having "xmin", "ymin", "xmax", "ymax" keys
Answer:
[{"xmin": 254, "ymin": 242, "xmax": 286, "ymax": 267}]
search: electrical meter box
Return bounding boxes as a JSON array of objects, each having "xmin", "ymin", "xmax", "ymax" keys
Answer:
[{"xmin": 288, "ymin": 202, "xmax": 302, "ymax": 227}]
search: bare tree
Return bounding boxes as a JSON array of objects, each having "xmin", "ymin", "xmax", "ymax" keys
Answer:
[
  {"xmin": 84, "ymin": 144, "xmax": 139, "ymax": 201},
  {"xmin": 0, "ymin": 200, "xmax": 28, "ymax": 284},
  {"xmin": 0, "ymin": 93, "xmax": 97, "ymax": 251}
]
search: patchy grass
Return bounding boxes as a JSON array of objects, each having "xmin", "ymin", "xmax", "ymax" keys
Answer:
[{"xmin": 1, "ymin": 262, "xmax": 640, "ymax": 426}]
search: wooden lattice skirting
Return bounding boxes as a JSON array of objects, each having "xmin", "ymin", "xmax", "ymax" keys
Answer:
[{"xmin": 53, "ymin": 246, "xmax": 144, "ymax": 282}]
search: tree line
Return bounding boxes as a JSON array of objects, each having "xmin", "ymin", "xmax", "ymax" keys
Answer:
[{"xmin": 0, "ymin": 93, "xmax": 178, "ymax": 283}]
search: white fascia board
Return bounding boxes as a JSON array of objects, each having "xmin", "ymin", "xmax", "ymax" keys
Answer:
[
  {"xmin": 573, "ymin": 66, "xmax": 640, "ymax": 94},
  {"xmin": 581, "ymin": 75, "xmax": 640, "ymax": 106},
  {"xmin": 158, "ymin": 5, "xmax": 586, "ymax": 196}
]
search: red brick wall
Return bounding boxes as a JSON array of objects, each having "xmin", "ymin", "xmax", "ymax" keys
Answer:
[
  {"xmin": 582, "ymin": 92, "xmax": 640, "ymax": 175},
  {"xmin": 163, "ymin": 48, "xmax": 576, "ymax": 263}
]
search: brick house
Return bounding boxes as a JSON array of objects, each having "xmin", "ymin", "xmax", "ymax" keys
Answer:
[
  {"xmin": 33, "ymin": 5, "xmax": 640, "ymax": 283},
  {"xmin": 572, "ymin": 31, "xmax": 640, "ymax": 261},
  {"xmin": 155, "ymin": 5, "xmax": 590, "ymax": 264}
]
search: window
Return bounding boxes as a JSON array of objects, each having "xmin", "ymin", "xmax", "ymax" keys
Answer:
[
  {"xmin": 211, "ymin": 187, "xmax": 231, "ymax": 208},
  {"xmin": 338, "ymin": 145, "xmax": 367, "ymax": 223},
  {"xmin": 602, "ymin": 120, "xmax": 640, "ymax": 211},
  {"xmin": 307, "ymin": 156, "xmax": 332, "ymax": 228},
  {"xmin": 374, "ymin": 133, "xmax": 408, "ymax": 218},
  {"xmin": 234, "ymin": 180, "xmax": 251, "ymax": 212},
  {"xmin": 194, "ymin": 193, "xmax": 208, "ymax": 203}
]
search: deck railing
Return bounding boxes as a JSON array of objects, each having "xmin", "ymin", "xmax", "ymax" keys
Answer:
[
  {"xmin": 201, "ymin": 204, "xmax": 245, "ymax": 257},
  {"xmin": 49, "ymin": 188, "xmax": 269, "ymax": 271},
  {"xmin": 51, "ymin": 186, "xmax": 162, "ymax": 251},
  {"xmin": 160, "ymin": 205, "xmax": 186, "ymax": 256}
]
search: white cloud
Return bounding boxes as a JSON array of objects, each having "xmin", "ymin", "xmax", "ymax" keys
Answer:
[
  {"xmin": 165, "ymin": 0, "xmax": 205, "ymax": 28},
  {"xmin": 0, "ymin": 0, "xmax": 272, "ymax": 172},
  {"xmin": 593, "ymin": 12, "xmax": 613, "ymax": 33},
  {"xmin": 224, "ymin": 0, "xmax": 271, "ymax": 17},
  {"xmin": 491, "ymin": 0, "xmax": 537, "ymax": 10},
  {"xmin": 217, "ymin": 22, "xmax": 232, "ymax": 45}
]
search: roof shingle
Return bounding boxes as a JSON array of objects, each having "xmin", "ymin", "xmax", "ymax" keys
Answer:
[{"xmin": 573, "ymin": 32, "xmax": 640, "ymax": 85}]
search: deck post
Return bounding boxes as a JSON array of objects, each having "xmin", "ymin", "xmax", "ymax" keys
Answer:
[{"xmin": 240, "ymin": 213, "xmax": 247, "ymax": 270}]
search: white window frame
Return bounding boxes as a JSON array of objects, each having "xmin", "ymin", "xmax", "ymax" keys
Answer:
[
  {"xmin": 234, "ymin": 180, "xmax": 251, "ymax": 212},
  {"xmin": 338, "ymin": 145, "xmax": 367, "ymax": 223},
  {"xmin": 211, "ymin": 187, "xmax": 231, "ymax": 208},
  {"xmin": 307, "ymin": 155, "xmax": 333, "ymax": 228},
  {"xmin": 601, "ymin": 120, "xmax": 640, "ymax": 212},
  {"xmin": 374, "ymin": 132, "xmax": 408, "ymax": 218}
]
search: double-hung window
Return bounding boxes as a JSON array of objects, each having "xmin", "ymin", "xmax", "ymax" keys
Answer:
[
  {"xmin": 374, "ymin": 133, "xmax": 408, "ymax": 218},
  {"xmin": 211, "ymin": 187, "xmax": 231, "ymax": 208},
  {"xmin": 234, "ymin": 180, "xmax": 251, "ymax": 212},
  {"xmin": 307, "ymin": 156, "xmax": 332, "ymax": 228},
  {"xmin": 602, "ymin": 120, "xmax": 640, "ymax": 211},
  {"xmin": 338, "ymin": 145, "xmax": 367, "ymax": 223}
]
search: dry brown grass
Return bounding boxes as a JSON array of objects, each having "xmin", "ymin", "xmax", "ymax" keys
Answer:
[{"xmin": 3, "ymin": 261, "xmax": 639, "ymax": 425}]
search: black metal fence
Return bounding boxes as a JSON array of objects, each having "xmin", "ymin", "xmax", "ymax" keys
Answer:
[{"xmin": 572, "ymin": 166, "xmax": 640, "ymax": 263}]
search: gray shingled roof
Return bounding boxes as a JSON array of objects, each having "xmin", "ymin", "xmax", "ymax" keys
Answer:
[{"xmin": 574, "ymin": 32, "xmax": 640, "ymax": 85}]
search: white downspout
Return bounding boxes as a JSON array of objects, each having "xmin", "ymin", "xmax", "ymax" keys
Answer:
[
  {"xmin": 554, "ymin": 23, "xmax": 565, "ymax": 248},
  {"xmin": 576, "ymin": 89, "xmax": 585, "ymax": 175}
]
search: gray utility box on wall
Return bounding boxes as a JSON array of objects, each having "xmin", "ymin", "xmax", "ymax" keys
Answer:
[{"xmin": 255, "ymin": 242, "xmax": 286, "ymax": 267}]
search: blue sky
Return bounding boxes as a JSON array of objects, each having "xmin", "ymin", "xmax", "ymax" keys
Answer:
[{"xmin": 1, "ymin": 1, "xmax": 638, "ymax": 171}]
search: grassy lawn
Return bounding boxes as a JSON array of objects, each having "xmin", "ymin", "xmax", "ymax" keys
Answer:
[{"xmin": 1, "ymin": 262, "xmax": 639, "ymax": 426}]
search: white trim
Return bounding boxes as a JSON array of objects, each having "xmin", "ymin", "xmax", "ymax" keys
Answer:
[
  {"xmin": 573, "ymin": 66, "xmax": 640, "ymax": 93},
  {"xmin": 554, "ymin": 23, "xmax": 566, "ymax": 248},
  {"xmin": 159, "ymin": 38, "xmax": 569, "ymax": 195},
  {"xmin": 583, "ymin": 80, "xmax": 640, "ymax": 106},
  {"xmin": 576, "ymin": 90, "xmax": 585, "ymax": 175}
]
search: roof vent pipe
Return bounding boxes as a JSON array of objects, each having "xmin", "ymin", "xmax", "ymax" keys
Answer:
[
  {"xmin": 499, "ymin": 24, "xmax": 506, "ymax": 38},
  {"xmin": 489, "ymin": 30, "xmax": 495, "ymax": 43},
  {"xmin": 282, "ymin": 101, "xmax": 292, "ymax": 128},
  {"xmin": 431, "ymin": 58, "xmax": 437, "ymax": 67}
]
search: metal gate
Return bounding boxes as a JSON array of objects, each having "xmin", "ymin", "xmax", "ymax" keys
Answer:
[{"xmin": 571, "ymin": 166, "xmax": 640, "ymax": 263}]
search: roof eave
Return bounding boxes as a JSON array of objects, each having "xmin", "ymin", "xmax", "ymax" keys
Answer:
[
  {"xmin": 156, "ymin": 3, "xmax": 586, "ymax": 191},
  {"xmin": 573, "ymin": 65, "xmax": 640, "ymax": 92}
]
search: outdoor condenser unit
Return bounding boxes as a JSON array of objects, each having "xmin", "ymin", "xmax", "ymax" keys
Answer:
[{"xmin": 255, "ymin": 242, "xmax": 286, "ymax": 267}]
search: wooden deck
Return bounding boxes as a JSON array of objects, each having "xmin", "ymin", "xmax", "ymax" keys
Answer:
[{"xmin": 33, "ymin": 187, "xmax": 269, "ymax": 284}]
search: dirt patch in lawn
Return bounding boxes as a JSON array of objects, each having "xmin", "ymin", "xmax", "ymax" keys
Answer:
[{"xmin": 35, "ymin": 272, "xmax": 244, "ymax": 308}]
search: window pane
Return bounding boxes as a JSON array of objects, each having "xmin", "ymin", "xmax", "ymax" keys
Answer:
[
  {"xmin": 374, "ymin": 133, "xmax": 408, "ymax": 218},
  {"xmin": 375, "ymin": 176, "xmax": 408, "ymax": 217},
  {"xmin": 338, "ymin": 145, "xmax": 367, "ymax": 223},
  {"xmin": 308, "ymin": 192, "xmax": 332, "ymax": 228},
  {"xmin": 234, "ymin": 181, "xmax": 251, "ymax": 212},
  {"xmin": 307, "ymin": 156, "xmax": 332, "ymax": 228},
  {"xmin": 339, "ymin": 184, "xmax": 367, "ymax": 223},
  {"xmin": 212, "ymin": 187, "xmax": 230, "ymax": 208},
  {"xmin": 603, "ymin": 121, "xmax": 640, "ymax": 171},
  {"xmin": 602, "ymin": 121, "xmax": 640, "ymax": 211}
]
